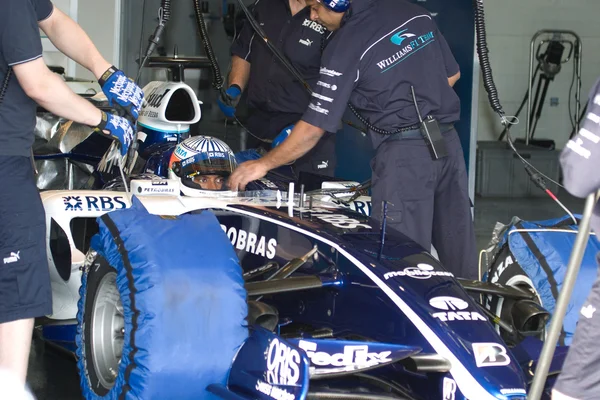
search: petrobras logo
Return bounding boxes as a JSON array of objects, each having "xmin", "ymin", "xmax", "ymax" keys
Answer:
[
  {"xmin": 266, "ymin": 338, "xmax": 301, "ymax": 386},
  {"xmin": 320, "ymin": 67, "xmax": 343, "ymax": 77},
  {"xmin": 471, "ymin": 343, "xmax": 511, "ymax": 368},
  {"xmin": 298, "ymin": 341, "xmax": 392, "ymax": 368},
  {"xmin": 383, "ymin": 263, "xmax": 453, "ymax": 280},
  {"xmin": 255, "ymin": 380, "xmax": 295, "ymax": 400},
  {"xmin": 429, "ymin": 296, "xmax": 486, "ymax": 323},
  {"xmin": 390, "ymin": 29, "xmax": 417, "ymax": 46},
  {"xmin": 220, "ymin": 225, "xmax": 277, "ymax": 259}
]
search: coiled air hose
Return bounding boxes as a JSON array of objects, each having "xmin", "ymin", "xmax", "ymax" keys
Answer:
[
  {"xmin": 193, "ymin": 0, "xmax": 224, "ymax": 90},
  {"xmin": 473, "ymin": 0, "xmax": 565, "ymax": 191},
  {"xmin": 473, "ymin": 0, "xmax": 504, "ymax": 119},
  {"xmin": 0, "ymin": 68, "xmax": 11, "ymax": 109},
  {"xmin": 136, "ymin": 0, "xmax": 172, "ymax": 83}
]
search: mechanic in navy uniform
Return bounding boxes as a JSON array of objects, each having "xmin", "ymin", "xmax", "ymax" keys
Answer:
[
  {"xmin": 0, "ymin": 0, "xmax": 142, "ymax": 389},
  {"xmin": 552, "ymin": 78, "xmax": 600, "ymax": 400},
  {"xmin": 218, "ymin": 0, "xmax": 338, "ymax": 177},
  {"xmin": 228, "ymin": 0, "xmax": 478, "ymax": 279}
]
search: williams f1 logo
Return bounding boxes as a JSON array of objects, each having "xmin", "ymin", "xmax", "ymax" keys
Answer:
[
  {"xmin": 390, "ymin": 29, "xmax": 416, "ymax": 46},
  {"xmin": 472, "ymin": 343, "xmax": 511, "ymax": 367}
]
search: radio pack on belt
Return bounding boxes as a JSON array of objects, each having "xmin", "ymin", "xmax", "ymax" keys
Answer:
[{"xmin": 410, "ymin": 86, "xmax": 448, "ymax": 160}]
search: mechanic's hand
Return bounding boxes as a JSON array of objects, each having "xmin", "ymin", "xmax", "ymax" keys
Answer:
[
  {"xmin": 97, "ymin": 111, "xmax": 135, "ymax": 156},
  {"xmin": 99, "ymin": 65, "xmax": 144, "ymax": 120},
  {"xmin": 228, "ymin": 159, "xmax": 269, "ymax": 191},
  {"xmin": 218, "ymin": 84, "xmax": 242, "ymax": 117}
]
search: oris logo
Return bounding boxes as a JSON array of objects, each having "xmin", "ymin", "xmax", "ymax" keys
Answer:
[{"xmin": 266, "ymin": 338, "xmax": 301, "ymax": 386}]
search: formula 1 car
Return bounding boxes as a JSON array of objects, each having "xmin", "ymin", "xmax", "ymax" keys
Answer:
[{"xmin": 32, "ymin": 74, "xmax": 567, "ymax": 400}]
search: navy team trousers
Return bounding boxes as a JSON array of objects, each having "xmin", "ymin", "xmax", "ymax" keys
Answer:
[{"xmin": 370, "ymin": 127, "xmax": 478, "ymax": 280}]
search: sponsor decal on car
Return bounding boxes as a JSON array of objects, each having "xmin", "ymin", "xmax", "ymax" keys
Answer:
[
  {"xmin": 383, "ymin": 263, "xmax": 454, "ymax": 280},
  {"xmin": 500, "ymin": 388, "xmax": 527, "ymax": 396},
  {"xmin": 255, "ymin": 380, "xmax": 296, "ymax": 400},
  {"xmin": 307, "ymin": 207, "xmax": 371, "ymax": 230},
  {"xmin": 62, "ymin": 195, "xmax": 128, "ymax": 212},
  {"xmin": 266, "ymin": 338, "xmax": 301, "ymax": 386},
  {"xmin": 429, "ymin": 296, "xmax": 486, "ymax": 322},
  {"xmin": 472, "ymin": 343, "xmax": 511, "ymax": 367},
  {"xmin": 443, "ymin": 377, "xmax": 457, "ymax": 400},
  {"xmin": 490, "ymin": 255, "xmax": 514, "ymax": 283},
  {"xmin": 220, "ymin": 225, "xmax": 277, "ymax": 259},
  {"xmin": 297, "ymin": 341, "xmax": 392, "ymax": 368}
]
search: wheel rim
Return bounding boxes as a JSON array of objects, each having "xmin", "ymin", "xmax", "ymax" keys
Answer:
[
  {"xmin": 91, "ymin": 271, "xmax": 124, "ymax": 390},
  {"xmin": 494, "ymin": 274, "xmax": 545, "ymax": 339}
]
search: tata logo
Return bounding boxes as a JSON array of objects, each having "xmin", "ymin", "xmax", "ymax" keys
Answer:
[
  {"xmin": 429, "ymin": 296, "xmax": 487, "ymax": 323},
  {"xmin": 390, "ymin": 29, "xmax": 416, "ymax": 46},
  {"xmin": 472, "ymin": 343, "xmax": 511, "ymax": 368}
]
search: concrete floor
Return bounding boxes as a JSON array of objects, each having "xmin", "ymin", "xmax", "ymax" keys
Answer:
[{"xmin": 26, "ymin": 189, "xmax": 587, "ymax": 399}]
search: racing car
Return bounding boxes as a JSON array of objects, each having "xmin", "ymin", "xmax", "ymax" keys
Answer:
[{"xmin": 32, "ymin": 73, "xmax": 567, "ymax": 400}]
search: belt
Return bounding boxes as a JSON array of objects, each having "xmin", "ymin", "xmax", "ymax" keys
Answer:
[{"xmin": 384, "ymin": 123, "xmax": 455, "ymax": 142}]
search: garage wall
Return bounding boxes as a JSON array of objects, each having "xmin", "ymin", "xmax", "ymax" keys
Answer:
[
  {"xmin": 41, "ymin": 0, "xmax": 121, "ymax": 80},
  {"xmin": 476, "ymin": 0, "xmax": 600, "ymax": 149}
]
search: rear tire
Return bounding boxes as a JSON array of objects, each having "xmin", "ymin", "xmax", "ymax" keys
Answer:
[{"xmin": 486, "ymin": 245, "xmax": 544, "ymax": 344}]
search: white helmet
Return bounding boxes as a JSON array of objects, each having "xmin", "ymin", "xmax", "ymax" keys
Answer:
[{"xmin": 168, "ymin": 136, "xmax": 238, "ymax": 197}]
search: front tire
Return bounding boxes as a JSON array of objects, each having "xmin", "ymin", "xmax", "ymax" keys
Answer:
[{"xmin": 76, "ymin": 250, "xmax": 125, "ymax": 398}]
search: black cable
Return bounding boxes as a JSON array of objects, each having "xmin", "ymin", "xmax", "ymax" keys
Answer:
[
  {"xmin": 498, "ymin": 64, "xmax": 541, "ymax": 141},
  {"xmin": 135, "ymin": 0, "xmax": 148, "ymax": 83},
  {"xmin": 136, "ymin": 0, "xmax": 171, "ymax": 83},
  {"xmin": 193, "ymin": 0, "xmax": 224, "ymax": 90},
  {"xmin": 0, "ymin": 67, "xmax": 11, "ymax": 109},
  {"xmin": 474, "ymin": 0, "xmax": 566, "ymax": 193}
]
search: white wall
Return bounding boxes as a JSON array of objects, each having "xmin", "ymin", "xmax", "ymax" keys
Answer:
[
  {"xmin": 477, "ymin": 0, "xmax": 600, "ymax": 149},
  {"xmin": 41, "ymin": 0, "xmax": 121, "ymax": 80}
]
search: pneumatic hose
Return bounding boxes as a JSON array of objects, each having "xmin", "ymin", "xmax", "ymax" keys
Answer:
[
  {"xmin": 193, "ymin": 0, "xmax": 224, "ymax": 90},
  {"xmin": 473, "ymin": 0, "xmax": 505, "ymax": 118}
]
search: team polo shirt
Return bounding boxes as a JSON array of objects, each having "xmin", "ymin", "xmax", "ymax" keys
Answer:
[
  {"xmin": 302, "ymin": 0, "xmax": 461, "ymax": 148},
  {"xmin": 231, "ymin": 0, "xmax": 328, "ymax": 115},
  {"xmin": 0, "ymin": 0, "xmax": 54, "ymax": 157}
]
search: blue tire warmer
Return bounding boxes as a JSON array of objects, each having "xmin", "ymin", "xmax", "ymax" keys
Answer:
[
  {"xmin": 492, "ymin": 215, "xmax": 600, "ymax": 345},
  {"xmin": 76, "ymin": 197, "xmax": 248, "ymax": 399}
]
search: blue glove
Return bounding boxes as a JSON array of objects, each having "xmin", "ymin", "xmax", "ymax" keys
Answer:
[
  {"xmin": 218, "ymin": 84, "xmax": 242, "ymax": 117},
  {"xmin": 99, "ymin": 65, "xmax": 144, "ymax": 120},
  {"xmin": 97, "ymin": 111, "xmax": 135, "ymax": 156},
  {"xmin": 272, "ymin": 124, "xmax": 294, "ymax": 149}
]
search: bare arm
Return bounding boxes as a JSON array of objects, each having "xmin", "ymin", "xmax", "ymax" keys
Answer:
[
  {"xmin": 229, "ymin": 55, "xmax": 252, "ymax": 91},
  {"xmin": 262, "ymin": 121, "xmax": 325, "ymax": 169},
  {"xmin": 448, "ymin": 72, "xmax": 460, "ymax": 87},
  {"xmin": 13, "ymin": 58, "xmax": 102, "ymax": 126},
  {"xmin": 38, "ymin": 5, "xmax": 111, "ymax": 79},
  {"xmin": 228, "ymin": 121, "xmax": 325, "ymax": 190}
]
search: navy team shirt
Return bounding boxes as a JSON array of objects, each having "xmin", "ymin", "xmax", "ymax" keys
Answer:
[
  {"xmin": 302, "ymin": 0, "xmax": 461, "ymax": 149},
  {"xmin": 0, "ymin": 0, "xmax": 54, "ymax": 157},
  {"xmin": 231, "ymin": 0, "xmax": 328, "ymax": 115},
  {"xmin": 560, "ymin": 77, "xmax": 600, "ymax": 235}
]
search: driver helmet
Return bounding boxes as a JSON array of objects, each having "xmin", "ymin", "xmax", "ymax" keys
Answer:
[
  {"xmin": 317, "ymin": 0, "xmax": 351, "ymax": 13},
  {"xmin": 168, "ymin": 135, "xmax": 238, "ymax": 197}
]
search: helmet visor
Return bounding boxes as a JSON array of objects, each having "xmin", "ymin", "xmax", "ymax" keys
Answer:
[{"xmin": 180, "ymin": 152, "xmax": 237, "ymax": 192}]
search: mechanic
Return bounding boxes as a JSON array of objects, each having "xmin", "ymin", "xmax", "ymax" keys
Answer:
[
  {"xmin": 0, "ymin": 0, "xmax": 143, "ymax": 389},
  {"xmin": 552, "ymin": 77, "xmax": 600, "ymax": 400},
  {"xmin": 228, "ymin": 0, "xmax": 477, "ymax": 279},
  {"xmin": 218, "ymin": 0, "xmax": 338, "ymax": 178}
]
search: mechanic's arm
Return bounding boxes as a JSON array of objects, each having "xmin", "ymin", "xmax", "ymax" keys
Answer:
[
  {"xmin": 13, "ymin": 58, "xmax": 102, "ymax": 126},
  {"xmin": 448, "ymin": 72, "xmax": 460, "ymax": 87},
  {"xmin": 560, "ymin": 78, "xmax": 600, "ymax": 198},
  {"xmin": 229, "ymin": 55, "xmax": 252, "ymax": 91},
  {"xmin": 228, "ymin": 122, "xmax": 325, "ymax": 190},
  {"xmin": 38, "ymin": 5, "xmax": 111, "ymax": 79}
]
